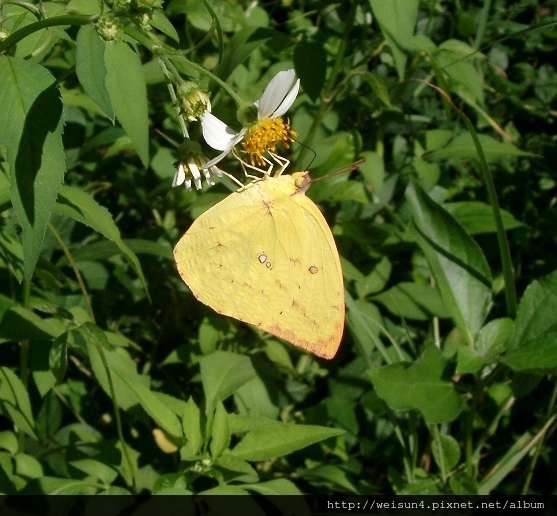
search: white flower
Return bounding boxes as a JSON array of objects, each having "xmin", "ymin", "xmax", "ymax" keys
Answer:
[
  {"xmin": 172, "ymin": 156, "xmax": 224, "ymax": 191},
  {"xmin": 201, "ymin": 69, "xmax": 300, "ymax": 168}
]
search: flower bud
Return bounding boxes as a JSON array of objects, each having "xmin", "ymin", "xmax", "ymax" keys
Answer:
[{"xmin": 178, "ymin": 82, "xmax": 211, "ymax": 121}]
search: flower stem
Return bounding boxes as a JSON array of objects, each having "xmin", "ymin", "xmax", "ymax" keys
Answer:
[
  {"xmin": 0, "ymin": 15, "xmax": 96, "ymax": 53},
  {"xmin": 169, "ymin": 54, "xmax": 245, "ymax": 107}
]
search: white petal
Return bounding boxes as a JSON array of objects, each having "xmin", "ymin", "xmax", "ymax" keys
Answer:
[
  {"xmin": 257, "ymin": 69, "xmax": 297, "ymax": 119},
  {"xmin": 172, "ymin": 163, "xmax": 185, "ymax": 187},
  {"xmin": 188, "ymin": 160, "xmax": 202, "ymax": 190},
  {"xmin": 270, "ymin": 78, "xmax": 300, "ymax": 118},
  {"xmin": 202, "ymin": 130, "xmax": 246, "ymax": 168},
  {"xmin": 201, "ymin": 111, "xmax": 240, "ymax": 151},
  {"xmin": 185, "ymin": 179, "xmax": 192, "ymax": 191}
]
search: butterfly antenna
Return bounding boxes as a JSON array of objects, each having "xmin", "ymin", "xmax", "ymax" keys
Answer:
[
  {"xmin": 294, "ymin": 139, "xmax": 317, "ymax": 171},
  {"xmin": 311, "ymin": 158, "xmax": 366, "ymax": 183}
]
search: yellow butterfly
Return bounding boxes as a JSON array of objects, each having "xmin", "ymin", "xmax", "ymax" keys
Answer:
[{"xmin": 174, "ymin": 170, "xmax": 346, "ymax": 359}]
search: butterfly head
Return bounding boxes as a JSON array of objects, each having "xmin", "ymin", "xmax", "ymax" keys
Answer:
[{"xmin": 292, "ymin": 171, "xmax": 311, "ymax": 194}]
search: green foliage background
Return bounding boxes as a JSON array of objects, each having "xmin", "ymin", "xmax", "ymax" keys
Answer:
[{"xmin": 0, "ymin": 0, "xmax": 556, "ymax": 495}]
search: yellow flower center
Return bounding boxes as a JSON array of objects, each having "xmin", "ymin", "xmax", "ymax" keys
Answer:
[{"xmin": 242, "ymin": 117, "xmax": 296, "ymax": 165}]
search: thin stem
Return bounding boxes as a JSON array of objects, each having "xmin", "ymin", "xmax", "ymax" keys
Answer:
[
  {"xmin": 294, "ymin": 1, "xmax": 358, "ymax": 168},
  {"xmin": 169, "ymin": 54, "xmax": 244, "ymax": 107},
  {"xmin": 414, "ymin": 80, "xmax": 517, "ymax": 318},
  {"xmin": 1, "ymin": 0, "xmax": 42, "ymax": 18},
  {"xmin": 430, "ymin": 424, "xmax": 447, "ymax": 481},
  {"xmin": 49, "ymin": 223, "xmax": 95, "ymax": 324},
  {"xmin": 17, "ymin": 278, "xmax": 31, "ymax": 449},
  {"xmin": 89, "ymin": 334, "xmax": 136, "ymax": 492},
  {"xmin": 0, "ymin": 15, "xmax": 96, "ymax": 53},
  {"xmin": 521, "ymin": 382, "xmax": 557, "ymax": 494},
  {"xmin": 157, "ymin": 56, "xmax": 189, "ymax": 138}
]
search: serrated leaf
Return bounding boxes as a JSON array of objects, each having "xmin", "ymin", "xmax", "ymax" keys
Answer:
[
  {"xmin": 502, "ymin": 270, "xmax": 557, "ymax": 372},
  {"xmin": 230, "ymin": 423, "xmax": 345, "ymax": 461},
  {"xmin": 406, "ymin": 181, "xmax": 492, "ymax": 343},
  {"xmin": 104, "ymin": 41, "xmax": 149, "ymax": 166},
  {"xmin": 369, "ymin": 343, "xmax": 464, "ymax": 423},
  {"xmin": 54, "ymin": 186, "xmax": 149, "ymax": 295},
  {"xmin": 75, "ymin": 25, "xmax": 114, "ymax": 120},
  {"xmin": 0, "ymin": 56, "xmax": 65, "ymax": 280},
  {"xmin": 0, "ymin": 366, "xmax": 38, "ymax": 440}
]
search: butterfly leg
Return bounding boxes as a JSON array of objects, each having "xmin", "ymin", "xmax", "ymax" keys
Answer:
[
  {"xmin": 213, "ymin": 167, "xmax": 244, "ymax": 189},
  {"xmin": 233, "ymin": 148, "xmax": 273, "ymax": 179},
  {"xmin": 268, "ymin": 152, "xmax": 290, "ymax": 177}
]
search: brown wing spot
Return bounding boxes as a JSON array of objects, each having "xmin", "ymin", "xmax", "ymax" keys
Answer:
[
  {"xmin": 275, "ymin": 279, "xmax": 287, "ymax": 290},
  {"xmin": 290, "ymin": 257, "xmax": 301, "ymax": 265},
  {"xmin": 309, "ymin": 265, "xmax": 319, "ymax": 274}
]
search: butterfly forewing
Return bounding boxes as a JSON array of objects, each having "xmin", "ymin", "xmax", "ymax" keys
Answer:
[{"xmin": 174, "ymin": 174, "xmax": 344, "ymax": 359}]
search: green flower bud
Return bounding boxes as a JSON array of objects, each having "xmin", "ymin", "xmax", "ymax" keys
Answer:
[
  {"xmin": 178, "ymin": 82, "xmax": 211, "ymax": 121},
  {"xmin": 95, "ymin": 15, "xmax": 121, "ymax": 42}
]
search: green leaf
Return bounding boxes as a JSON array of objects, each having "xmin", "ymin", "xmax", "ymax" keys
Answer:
[
  {"xmin": 54, "ymin": 186, "xmax": 149, "ymax": 295},
  {"xmin": 0, "ymin": 56, "xmax": 66, "ymax": 280},
  {"xmin": 457, "ymin": 318, "xmax": 513, "ymax": 374},
  {"xmin": 478, "ymin": 416, "xmax": 555, "ymax": 494},
  {"xmin": 432, "ymin": 434, "xmax": 461, "ymax": 472},
  {"xmin": 213, "ymin": 27, "xmax": 284, "ymax": 81},
  {"xmin": 230, "ymin": 422, "xmax": 345, "ymax": 461},
  {"xmin": 369, "ymin": 0, "xmax": 419, "ymax": 79},
  {"xmin": 0, "ymin": 303, "xmax": 62, "ymax": 341},
  {"xmin": 20, "ymin": 476, "xmax": 99, "ymax": 495},
  {"xmin": 75, "ymin": 25, "xmax": 114, "ymax": 120},
  {"xmin": 300, "ymin": 464, "xmax": 359, "ymax": 493},
  {"xmin": 104, "ymin": 41, "xmax": 149, "ymax": 166},
  {"xmin": 244, "ymin": 478, "xmax": 303, "ymax": 495},
  {"xmin": 503, "ymin": 270, "xmax": 557, "ymax": 372},
  {"xmin": 0, "ymin": 366, "xmax": 38, "ymax": 440},
  {"xmin": 200, "ymin": 351, "xmax": 257, "ymax": 407},
  {"xmin": 151, "ymin": 10, "xmax": 180, "ymax": 43},
  {"xmin": 0, "ymin": 431, "xmax": 18, "ymax": 454},
  {"xmin": 48, "ymin": 333, "xmax": 68, "ymax": 384},
  {"xmin": 369, "ymin": 343, "xmax": 464, "ymax": 423},
  {"xmin": 210, "ymin": 401, "xmax": 230, "ymax": 459},
  {"xmin": 406, "ymin": 181, "xmax": 492, "ymax": 343},
  {"xmin": 113, "ymin": 369, "xmax": 182, "ymax": 438},
  {"xmin": 373, "ymin": 282, "xmax": 450, "ymax": 320},
  {"xmin": 445, "ymin": 201, "xmax": 525, "ymax": 234},
  {"xmin": 293, "ymin": 40, "xmax": 326, "ymax": 102},
  {"xmin": 425, "ymin": 133, "xmax": 535, "ymax": 163},
  {"xmin": 15, "ymin": 453, "xmax": 43, "ymax": 479}
]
